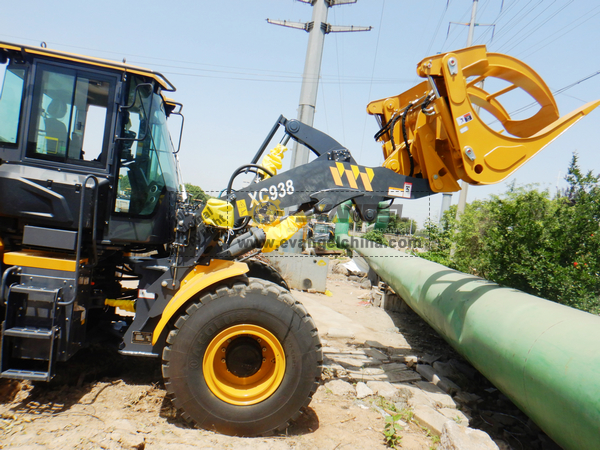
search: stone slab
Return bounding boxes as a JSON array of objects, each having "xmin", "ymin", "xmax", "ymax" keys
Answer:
[
  {"xmin": 325, "ymin": 379, "xmax": 356, "ymax": 396},
  {"xmin": 413, "ymin": 404, "xmax": 452, "ymax": 436},
  {"xmin": 364, "ymin": 348, "xmax": 388, "ymax": 360},
  {"xmin": 366, "ymin": 381, "xmax": 398, "ymax": 399},
  {"xmin": 439, "ymin": 421, "xmax": 499, "ymax": 450},
  {"xmin": 414, "ymin": 381, "xmax": 457, "ymax": 409},
  {"xmin": 356, "ymin": 382, "xmax": 374, "ymax": 399},
  {"xmin": 439, "ymin": 408, "xmax": 470, "ymax": 426}
]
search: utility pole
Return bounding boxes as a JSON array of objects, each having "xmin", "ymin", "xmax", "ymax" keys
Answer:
[
  {"xmin": 268, "ymin": 0, "xmax": 371, "ymax": 169},
  {"xmin": 454, "ymin": 0, "xmax": 478, "ymax": 219}
]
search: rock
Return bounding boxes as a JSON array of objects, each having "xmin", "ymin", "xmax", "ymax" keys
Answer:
[
  {"xmin": 437, "ymin": 377, "xmax": 460, "ymax": 395},
  {"xmin": 439, "ymin": 408, "xmax": 470, "ymax": 426},
  {"xmin": 395, "ymin": 418, "xmax": 408, "ymax": 427},
  {"xmin": 348, "ymin": 275, "xmax": 362, "ymax": 282},
  {"xmin": 360, "ymin": 278, "xmax": 372, "ymax": 290},
  {"xmin": 405, "ymin": 356, "xmax": 418, "ymax": 367},
  {"xmin": 390, "ymin": 354, "xmax": 418, "ymax": 366},
  {"xmin": 357, "ymin": 292, "xmax": 372, "ymax": 300},
  {"xmin": 413, "ymin": 404, "xmax": 451, "ymax": 436},
  {"xmin": 454, "ymin": 391, "xmax": 482, "ymax": 404},
  {"xmin": 414, "ymin": 381, "xmax": 457, "ymax": 409},
  {"xmin": 322, "ymin": 346, "xmax": 340, "ymax": 354},
  {"xmin": 416, "ymin": 364, "xmax": 459, "ymax": 394},
  {"xmin": 365, "ymin": 340, "xmax": 387, "ymax": 349},
  {"xmin": 439, "ymin": 421, "xmax": 499, "ymax": 450},
  {"xmin": 346, "ymin": 368, "xmax": 388, "ymax": 382},
  {"xmin": 366, "ymin": 381, "xmax": 398, "ymax": 399},
  {"xmin": 334, "ymin": 357, "xmax": 370, "ymax": 369},
  {"xmin": 386, "ymin": 371, "xmax": 422, "ymax": 383},
  {"xmin": 433, "ymin": 361, "xmax": 461, "ymax": 380},
  {"xmin": 326, "ymin": 379, "xmax": 356, "ymax": 396},
  {"xmin": 394, "ymin": 399, "xmax": 409, "ymax": 411},
  {"xmin": 416, "ymin": 364, "xmax": 436, "ymax": 380},
  {"xmin": 361, "ymin": 367, "xmax": 386, "ymax": 376},
  {"xmin": 421, "ymin": 354, "xmax": 442, "ymax": 365},
  {"xmin": 333, "ymin": 264, "xmax": 349, "ymax": 276},
  {"xmin": 449, "ymin": 359, "xmax": 478, "ymax": 380},
  {"xmin": 382, "ymin": 362, "xmax": 408, "ymax": 372},
  {"xmin": 356, "ymin": 382, "xmax": 374, "ymax": 399},
  {"xmin": 332, "ymin": 364, "xmax": 348, "ymax": 379},
  {"xmin": 363, "ymin": 348, "xmax": 387, "ymax": 361},
  {"xmin": 327, "ymin": 328, "xmax": 355, "ymax": 339},
  {"xmin": 347, "ymin": 372, "xmax": 383, "ymax": 382},
  {"xmin": 407, "ymin": 388, "xmax": 435, "ymax": 409}
]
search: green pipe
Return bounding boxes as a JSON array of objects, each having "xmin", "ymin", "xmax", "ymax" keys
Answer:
[
  {"xmin": 334, "ymin": 201, "xmax": 351, "ymax": 237},
  {"xmin": 337, "ymin": 234, "xmax": 600, "ymax": 450}
]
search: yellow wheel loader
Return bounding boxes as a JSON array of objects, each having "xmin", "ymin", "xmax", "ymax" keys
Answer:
[{"xmin": 0, "ymin": 41, "xmax": 596, "ymax": 435}]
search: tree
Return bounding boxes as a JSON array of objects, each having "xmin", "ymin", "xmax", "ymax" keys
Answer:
[
  {"xmin": 419, "ymin": 154, "xmax": 600, "ymax": 314},
  {"xmin": 363, "ymin": 230, "xmax": 389, "ymax": 246},
  {"xmin": 185, "ymin": 183, "xmax": 210, "ymax": 203},
  {"xmin": 387, "ymin": 215, "xmax": 418, "ymax": 235}
]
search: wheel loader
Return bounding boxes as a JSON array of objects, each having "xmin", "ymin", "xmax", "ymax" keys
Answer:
[{"xmin": 0, "ymin": 41, "xmax": 597, "ymax": 436}]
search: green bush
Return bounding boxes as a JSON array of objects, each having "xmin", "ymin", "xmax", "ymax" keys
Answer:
[
  {"xmin": 420, "ymin": 154, "xmax": 600, "ymax": 314},
  {"xmin": 363, "ymin": 230, "xmax": 389, "ymax": 246}
]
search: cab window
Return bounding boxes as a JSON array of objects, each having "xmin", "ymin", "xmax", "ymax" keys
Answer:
[
  {"xmin": 115, "ymin": 77, "xmax": 179, "ymax": 216},
  {"xmin": 0, "ymin": 64, "xmax": 26, "ymax": 145},
  {"xmin": 27, "ymin": 64, "xmax": 115, "ymax": 166}
]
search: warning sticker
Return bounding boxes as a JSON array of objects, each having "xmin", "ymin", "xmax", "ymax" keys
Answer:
[
  {"xmin": 456, "ymin": 112, "xmax": 474, "ymax": 126},
  {"xmin": 237, "ymin": 199, "xmax": 249, "ymax": 217},
  {"xmin": 388, "ymin": 182, "xmax": 413, "ymax": 199}
]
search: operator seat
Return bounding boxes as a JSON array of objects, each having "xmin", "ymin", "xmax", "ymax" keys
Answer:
[{"xmin": 45, "ymin": 99, "xmax": 68, "ymax": 156}]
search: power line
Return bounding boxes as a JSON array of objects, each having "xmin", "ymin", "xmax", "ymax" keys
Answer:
[
  {"xmin": 127, "ymin": 59, "xmax": 403, "ymax": 83},
  {"xmin": 441, "ymin": 3, "xmax": 473, "ymax": 50},
  {"xmin": 517, "ymin": 6, "xmax": 600, "ymax": 59},
  {"xmin": 501, "ymin": 0, "xmax": 574, "ymax": 54},
  {"xmin": 491, "ymin": 0, "xmax": 545, "ymax": 50},
  {"xmin": 473, "ymin": 0, "xmax": 517, "ymax": 45},
  {"xmin": 159, "ymin": 70, "xmax": 411, "ymax": 84},
  {"xmin": 319, "ymin": 76, "xmax": 331, "ymax": 134},
  {"xmin": 490, "ymin": 70, "xmax": 600, "ymax": 121},
  {"xmin": 425, "ymin": 0, "xmax": 451, "ymax": 56},
  {"xmin": 359, "ymin": 0, "xmax": 386, "ymax": 160}
]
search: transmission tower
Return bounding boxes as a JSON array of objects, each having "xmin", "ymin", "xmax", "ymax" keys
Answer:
[{"xmin": 267, "ymin": 0, "xmax": 371, "ymax": 168}]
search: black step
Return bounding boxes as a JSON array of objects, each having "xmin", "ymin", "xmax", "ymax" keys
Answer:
[
  {"xmin": 0, "ymin": 369, "xmax": 51, "ymax": 382},
  {"xmin": 9, "ymin": 285, "xmax": 61, "ymax": 301},
  {"xmin": 3, "ymin": 327, "xmax": 53, "ymax": 339}
]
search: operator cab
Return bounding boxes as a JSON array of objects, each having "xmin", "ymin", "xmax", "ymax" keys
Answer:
[{"xmin": 0, "ymin": 42, "xmax": 182, "ymax": 248}]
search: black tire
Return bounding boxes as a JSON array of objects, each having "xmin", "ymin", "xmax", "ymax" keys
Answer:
[
  {"xmin": 162, "ymin": 278, "xmax": 322, "ymax": 436},
  {"xmin": 245, "ymin": 258, "xmax": 289, "ymax": 290}
]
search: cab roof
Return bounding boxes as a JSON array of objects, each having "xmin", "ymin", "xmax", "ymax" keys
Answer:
[{"xmin": 0, "ymin": 41, "xmax": 176, "ymax": 92}]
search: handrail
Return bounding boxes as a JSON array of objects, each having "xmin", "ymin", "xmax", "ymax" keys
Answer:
[
  {"xmin": 0, "ymin": 266, "xmax": 18, "ymax": 306},
  {"xmin": 71, "ymin": 175, "xmax": 99, "ymax": 306}
]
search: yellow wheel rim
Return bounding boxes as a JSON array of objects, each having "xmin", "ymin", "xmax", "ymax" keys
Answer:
[{"xmin": 203, "ymin": 324, "xmax": 286, "ymax": 405}]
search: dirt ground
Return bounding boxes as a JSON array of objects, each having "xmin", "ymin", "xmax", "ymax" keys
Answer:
[{"xmin": 0, "ymin": 270, "xmax": 557, "ymax": 449}]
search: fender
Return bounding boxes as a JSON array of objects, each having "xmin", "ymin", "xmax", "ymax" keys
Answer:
[{"xmin": 152, "ymin": 259, "xmax": 249, "ymax": 344}]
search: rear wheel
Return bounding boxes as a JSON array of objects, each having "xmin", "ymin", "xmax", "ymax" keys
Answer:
[{"xmin": 161, "ymin": 278, "xmax": 322, "ymax": 436}]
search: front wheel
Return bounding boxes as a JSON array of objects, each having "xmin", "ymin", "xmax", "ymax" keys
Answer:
[{"xmin": 161, "ymin": 278, "xmax": 322, "ymax": 436}]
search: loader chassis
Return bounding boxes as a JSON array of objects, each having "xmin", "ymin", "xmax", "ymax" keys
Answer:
[{"xmin": 0, "ymin": 41, "xmax": 597, "ymax": 436}]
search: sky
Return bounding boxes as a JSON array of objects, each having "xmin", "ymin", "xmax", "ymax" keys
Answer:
[{"xmin": 1, "ymin": 0, "xmax": 599, "ymax": 226}]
